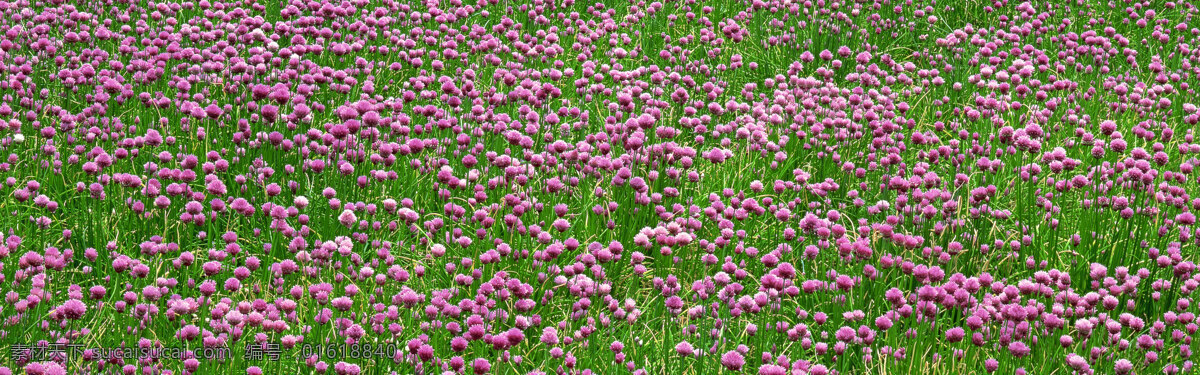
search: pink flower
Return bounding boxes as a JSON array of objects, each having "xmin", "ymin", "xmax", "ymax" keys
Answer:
[
  {"xmin": 675, "ymin": 341, "xmax": 694, "ymax": 357},
  {"xmin": 57, "ymin": 299, "xmax": 86, "ymax": 320},
  {"xmin": 338, "ymin": 209, "xmax": 358, "ymax": 227},
  {"xmin": 721, "ymin": 351, "xmax": 745, "ymax": 371}
]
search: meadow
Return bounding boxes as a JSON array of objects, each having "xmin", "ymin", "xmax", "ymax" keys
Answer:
[{"xmin": 0, "ymin": 0, "xmax": 1197, "ymax": 374}]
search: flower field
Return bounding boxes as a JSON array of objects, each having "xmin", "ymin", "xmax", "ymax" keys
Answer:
[{"xmin": 1, "ymin": 0, "xmax": 1199, "ymax": 374}]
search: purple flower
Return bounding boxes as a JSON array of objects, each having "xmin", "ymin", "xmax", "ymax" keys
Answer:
[
  {"xmin": 338, "ymin": 209, "xmax": 358, "ymax": 227},
  {"xmin": 721, "ymin": 350, "xmax": 745, "ymax": 371},
  {"xmin": 1114, "ymin": 359, "xmax": 1133, "ymax": 374},
  {"xmin": 945, "ymin": 327, "xmax": 965, "ymax": 343},
  {"xmin": 1007, "ymin": 341, "xmax": 1031, "ymax": 358},
  {"xmin": 56, "ymin": 299, "xmax": 86, "ymax": 320},
  {"xmin": 758, "ymin": 364, "xmax": 787, "ymax": 375},
  {"xmin": 1067, "ymin": 354, "xmax": 1089, "ymax": 371},
  {"xmin": 675, "ymin": 341, "xmax": 695, "ymax": 357},
  {"xmin": 471, "ymin": 358, "xmax": 491, "ymax": 375}
]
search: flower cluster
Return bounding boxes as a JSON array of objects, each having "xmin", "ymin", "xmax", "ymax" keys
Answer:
[{"xmin": 0, "ymin": 0, "xmax": 1199, "ymax": 374}]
